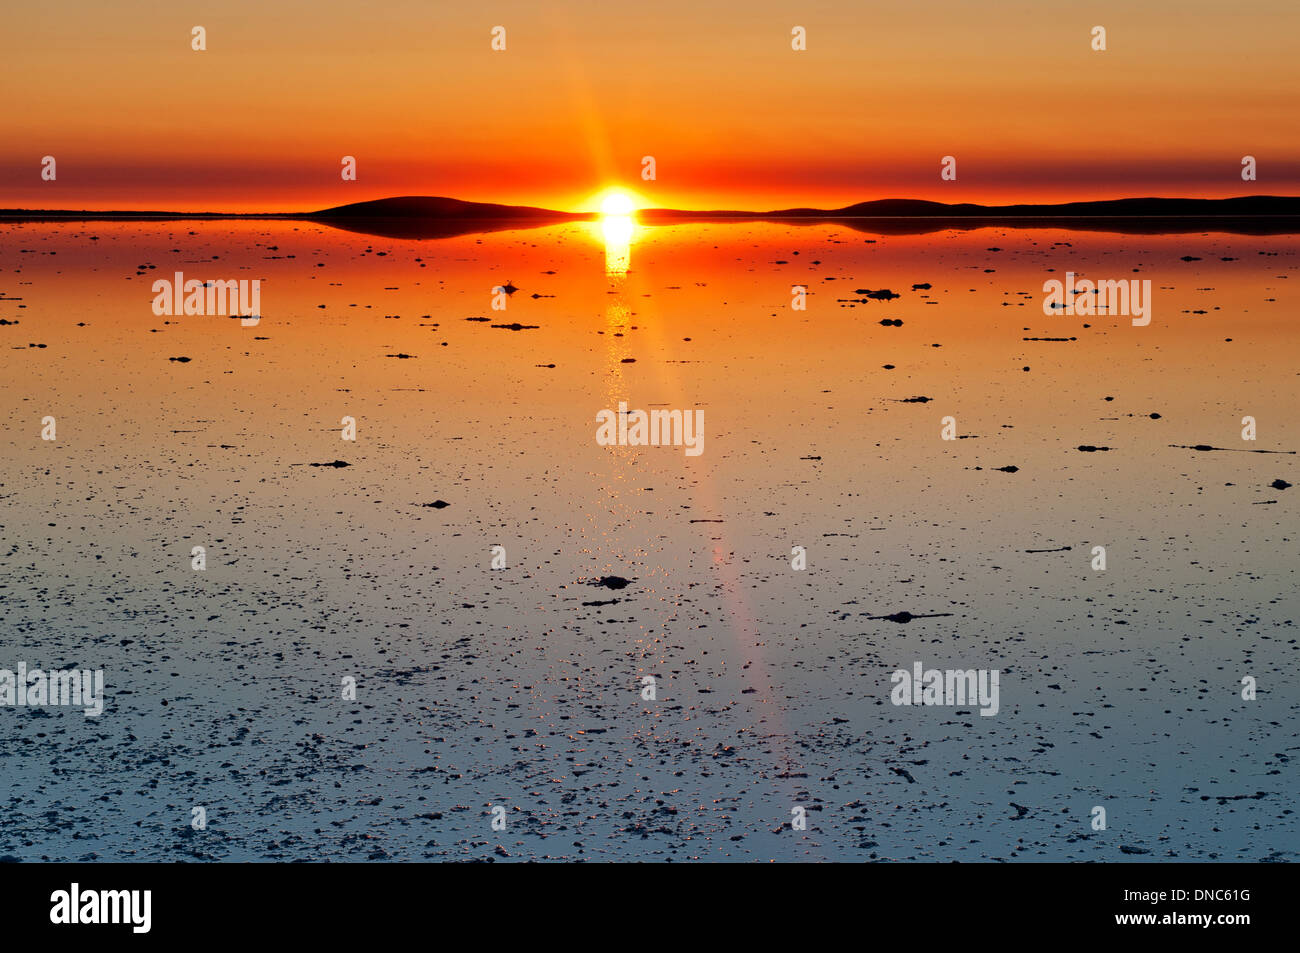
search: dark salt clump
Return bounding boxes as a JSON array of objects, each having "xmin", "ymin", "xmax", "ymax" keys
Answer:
[{"xmin": 865, "ymin": 611, "xmax": 955, "ymax": 623}]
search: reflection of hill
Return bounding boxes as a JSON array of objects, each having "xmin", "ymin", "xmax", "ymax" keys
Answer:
[{"xmin": 636, "ymin": 196, "xmax": 1300, "ymax": 236}]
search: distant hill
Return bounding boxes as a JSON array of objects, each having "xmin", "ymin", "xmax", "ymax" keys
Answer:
[
  {"xmin": 7, "ymin": 194, "xmax": 1296, "ymax": 222},
  {"xmin": 2, "ymin": 195, "xmax": 1298, "ymax": 237},
  {"xmin": 0, "ymin": 195, "xmax": 592, "ymax": 224},
  {"xmin": 639, "ymin": 195, "xmax": 1300, "ymax": 220},
  {"xmin": 300, "ymin": 196, "xmax": 591, "ymax": 237},
  {"xmin": 307, "ymin": 195, "xmax": 590, "ymax": 220},
  {"xmin": 308, "ymin": 193, "xmax": 1300, "ymax": 221}
]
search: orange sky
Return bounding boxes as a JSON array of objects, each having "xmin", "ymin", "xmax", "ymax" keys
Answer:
[{"xmin": 4, "ymin": 0, "xmax": 1299, "ymax": 212}]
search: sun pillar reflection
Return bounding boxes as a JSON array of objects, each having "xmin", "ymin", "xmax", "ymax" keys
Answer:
[
  {"xmin": 596, "ymin": 209, "xmax": 638, "ymax": 520},
  {"xmin": 602, "ymin": 214, "xmax": 634, "ymax": 278}
]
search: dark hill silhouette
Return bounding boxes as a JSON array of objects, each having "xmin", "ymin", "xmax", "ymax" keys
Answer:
[
  {"xmin": 636, "ymin": 196, "xmax": 1300, "ymax": 236},
  {"xmin": 304, "ymin": 195, "xmax": 591, "ymax": 238},
  {"xmin": 3, "ymin": 195, "xmax": 1298, "ymax": 237},
  {"xmin": 640, "ymin": 195, "xmax": 1300, "ymax": 219},
  {"xmin": 309, "ymin": 195, "xmax": 591, "ymax": 220}
]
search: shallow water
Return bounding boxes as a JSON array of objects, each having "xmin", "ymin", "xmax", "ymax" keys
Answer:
[{"xmin": 0, "ymin": 218, "xmax": 1296, "ymax": 861}]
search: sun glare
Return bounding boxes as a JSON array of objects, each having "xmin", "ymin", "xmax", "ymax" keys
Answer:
[
  {"xmin": 589, "ymin": 188, "xmax": 640, "ymax": 277},
  {"xmin": 598, "ymin": 190, "xmax": 637, "ymax": 217}
]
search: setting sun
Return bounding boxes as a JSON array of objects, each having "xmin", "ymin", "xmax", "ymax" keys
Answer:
[{"xmin": 598, "ymin": 189, "xmax": 638, "ymax": 217}]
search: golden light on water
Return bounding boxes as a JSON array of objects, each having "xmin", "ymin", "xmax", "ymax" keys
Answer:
[
  {"xmin": 587, "ymin": 189, "xmax": 641, "ymax": 278},
  {"xmin": 602, "ymin": 215, "xmax": 634, "ymax": 277}
]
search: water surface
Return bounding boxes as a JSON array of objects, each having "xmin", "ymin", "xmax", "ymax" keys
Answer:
[{"xmin": 0, "ymin": 218, "xmax": 1295, "ymax": 860}]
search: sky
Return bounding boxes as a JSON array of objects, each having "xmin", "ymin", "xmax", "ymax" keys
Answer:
[{"xmin": 3, "ymin": 0, "xmax": 1299, "ymax": 212}]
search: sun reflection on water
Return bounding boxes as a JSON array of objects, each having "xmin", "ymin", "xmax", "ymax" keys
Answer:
[{"xmin": 601, "ymin": 215, "xmax": 634, "ymax": 278}]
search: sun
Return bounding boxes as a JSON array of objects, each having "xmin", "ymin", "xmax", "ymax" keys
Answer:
[{"xmin": 597, "ymin": 189, "xmax": 637, "ymax": 217}]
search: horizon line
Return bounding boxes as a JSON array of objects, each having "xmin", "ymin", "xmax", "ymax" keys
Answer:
[{"xmin": 2, "ymin": 193, "xmax": 1300, "ymax": 221}]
